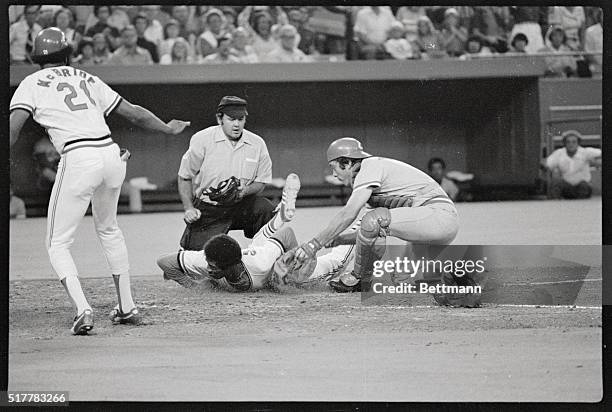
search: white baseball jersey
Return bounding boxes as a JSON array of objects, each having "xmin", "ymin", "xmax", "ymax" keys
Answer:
[{"xmin": 10, "ymin": 65, "xmax": 122, "ymax": 154}]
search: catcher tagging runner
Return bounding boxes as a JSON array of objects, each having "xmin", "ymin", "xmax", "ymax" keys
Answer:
[
  {"xmin": 157, "ymin": 174, "xmax": 355, "ymax": 292},
  {"xmin": 9, "ymin": 28, "xmax": 190, "ymax": 335},
  {"xmin": 290, "ymin": 137, "xmax": 481, "ymax": 307}
]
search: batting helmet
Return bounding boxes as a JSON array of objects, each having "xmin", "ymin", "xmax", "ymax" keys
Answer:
[
  {"xmin": 31, "ymin": 27, "xmax": 73, "ymax": 65},
  {"xmin": 326, "ymin": 137, "xmax": 371, "ymax": 162}
]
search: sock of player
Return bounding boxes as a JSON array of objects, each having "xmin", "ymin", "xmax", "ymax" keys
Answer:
[
  {"xmin": 61, "ymin": 276, "xmax": 91, "ymax": 315},
  {"xmin": 258, "ymin": 212, "xmax": 284, "ymax": 239},
  {"xmin": 112, "ymin": 274, "xmax": 136, "ymax": 313}
]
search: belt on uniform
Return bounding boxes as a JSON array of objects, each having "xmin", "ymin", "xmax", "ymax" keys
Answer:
[
  {"xmin": 420, "ymin": 195, "xmax": 454, "ymax": 207},
  {"xmin": 62, "ymin": 135, "xmax": 113, "ymax": 154}
]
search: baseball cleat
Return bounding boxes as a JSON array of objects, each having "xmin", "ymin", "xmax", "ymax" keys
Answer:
[
  {"xmin": 109, "ymin": 305, "xmax": 141, "ymax": 325},
  {"xmin": 71, "ymin": 309, "xmax": 94, "ymax": 335},
  {"xmin": 279, "ymin": 173, "xmax": 301, "ymax": 222},
  {"xmin": 329, "ymin": 271, "xmax": 362, "ymax": 293}
]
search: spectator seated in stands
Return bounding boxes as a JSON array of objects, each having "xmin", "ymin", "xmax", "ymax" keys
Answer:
[
  {"xmin": 238, "ymin": 6, "xmax": 282, "ymax": 60},
  {"xmin": 395, "ymin": 6, "xmax": 426, "ymax": 42},
  {"xmin": 201, "ymin": 34, "xmax": 240, "ymax": 64},
  {"xmin": 74, "ymin": 37, "xmax": 95, "ymax": 66},
  {"xmin": 353, "ymin": 6, "xmax": 396, "ymax": 60},
  {"xmin": 428, "ymin": 157, "xmax": 458, "ymax": 200},
  {"xmin": 10, "ymin": 186, "xmax": 27, "ymax": 220},
  {"xmin": 38, "ymin": 5, "xmax": 63, "ymax": 29},
  {"xmin": 469, "ymin": 6, "xmax": 509, "ymax": 54},
  {"xmin": 86, "ymin": 5, "xmax": 121, "ymax": 51},
  {"xmin": 221, "ymin": 6, "xmax": 238, "ymax": 32},
  {"xmin": 459, "ymin": 36, "xmax": 493, "ymax": 60},
  {"xmin": 541, "ymin": 130, "xmax": 601, "ymax": 199},
  {"xmin": 383, "ymin": 21, "xmax": 415, "ymax": 60},
  {"xmin": 286, "ymin": 7, "xmax": 316, "ymax": 56},
  {"xmin": 160, "ymin": 37, "xmax": 193, "ymax": 64},
  {"xmin": 264, "ymin": 24, "xmax": 312, "ymax": 63},
  {"xmin": 539, "ymin": 26, "xmax": 577, "ymax": 77},
  {"xmin": 33, "ymin": 138, "xmax": 60, "ymax": 194},
  {"xmin": 411, "ymin": 15, "xmax": 446, "ymax": 59},
  {"xmin": 548, "ymin": 6, "xmax": 585, "ymax": 51},
  {"xmin": 91, "ymin": 32, "xmax": 112, "ymax": 64},
  {"xmin": 440, "ymin": 8, "xmax": 468, "ymax": 58},
  {"xmin": 171, "ymin": 5, "xmax": 198, "ymax": 46},
  {"xmin": 159, "ymin": 19, "xmax": 182, "ymax": 57},
  {"xmin": 197, "ymin": 8, "xmax": 229, "ymax": 59},
  {"xmin": 584, "ymin": 8, "xmax": 602, "ymax": 74},
  {"xmin": 231, "ymin": 27, "xmax": 259, "ymax": 63},
  {"xmin": 54, "ymin": 8, "xmax": 81, "ymax": 56},
  {"xmin": 510, "ymin": 33, "xmax": 529, "ymax": 53},
  {"xmin": 134, "ymin": 13, "xmax": 160, "ymax": 63},
  {"xmin": 9, "ymin": 5, "xmax": 42, "ymax": 65},
  {"xmin": 108, "ymin": 25, "xmax": 154, "ymax": 65},
  {"xmin": 140, "ymin": 5, "xmax": 165, "ymax": 46},
  {"xmin": 508, "ymin": 7, "xmax": 544, "ymax": 54}
]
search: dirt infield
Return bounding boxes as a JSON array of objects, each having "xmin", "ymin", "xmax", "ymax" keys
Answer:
[{"xmin": 8, "ymin": 199, "xmax": 603, "ymax": 401}]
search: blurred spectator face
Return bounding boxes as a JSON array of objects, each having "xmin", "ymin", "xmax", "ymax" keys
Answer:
[
  {"xmin": 428, "ymin": 161, "xmax": 446, "ymax": 183},
  {"xmin": 288, "ymin": 9, "xmax": 307, "ymax": 24},
  {"xmin": 96, "ymin": 6, "xmax": 110, "ymax": 23},
  {"xmin": 232, "ymin": 29, "xmax": 249, "ymax": 51},
  {"xmin": 564, "ymin": 135, "xmax": 580, "ymax": 154},
  {"xmin": 172, "ymin": 39, "xmax": 188, "ymax": 60},
  {"xmin": 218, "ymin": 37, "xmax": 232, "ymax": 56},
  {"xmin": 417, "ymin": 19, "xmax": 432, "ymax": 36},
  {"xmin": 389, "ymin": 25, "xmax": 405, "ymax": 40},
  {"xmin": 165, "ymin": 22, "xmax": 180, "ymax": 39},
  {"xmin": 467, "ymin": 39, "xmax": 482, "ymax": 54},
  {"xmin": 134, "ymin": 16, "xmax": 147, "ymax": 35},
  {"xmin": 550, "ymin": 29, "xmax": 565, "ymax": 49},
  {"xmin": 513, "ymin": 38, "xmax": 527, "ymax": 52},
  {"xmin": 122, "ymin": 26, "xmax": 138, "ymax": 48},
  {"xmin": 93, "ymin": 33, "xmax": 108, "ymax": 52},
  {"xmin": 38, "ymin": 8, "xmax": 55, "ymax": 28},
  {"xmin": 81, "ymin": 43, "xmax": 94, "ymax": 59},
  {"xmin": 55, "ymin": 9, "xmax": 72, "ymax": 30},
  {"xmin": 280, "ymin": 32, "xmax": 296, "ymax": 51},
  {"xmin": 254, "ymin": 14, "xmax": 272, "ymax": 37},
  {"xmin": 206, "ymin": 13, "xmax": 223, "ymax": 34},
  {"xmin": 444, "ymin": 13, "xmax": 459, "ymax": 28},
  {"xmin": 223, "ymin": 10, "xmax": 236, "ymax": 27},
  {"xmin": 141, "ymin": 5, "xmax": 160, "ymax": 22},
  {"xmin": 24, "ymin": 6, "xmax": 40, "ymax": 26},
  {"xmin": 172, "ymin": 6, "xmax": 189, "ymax": 24}
]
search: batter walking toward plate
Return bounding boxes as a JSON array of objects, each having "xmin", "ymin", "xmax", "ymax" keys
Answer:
[{"xmin": 9, "ymin": 28, "xmax": 190, "ymax": 335}]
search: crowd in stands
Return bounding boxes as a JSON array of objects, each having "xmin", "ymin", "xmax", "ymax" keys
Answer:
[{"xmin": 10, "ymin": 5, "xmax": 603, "ymax": 75}]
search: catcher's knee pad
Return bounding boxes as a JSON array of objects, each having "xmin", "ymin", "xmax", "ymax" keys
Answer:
[
  {"xmin": 271, "ymin": 226, "xmax": 298, "ymax": 252},
  {"xmin": 360, "ymin": 208, "xmax": 392, "ymax": 242}
]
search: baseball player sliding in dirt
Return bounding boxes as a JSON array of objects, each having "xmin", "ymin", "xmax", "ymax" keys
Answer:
[
  {"xmin": 156, "ymin": 173, "xmax": 355, "ymax": 292},
  {"xmin": 9, "ymin": 28, "xmax": 190, "ymax": 335},
  {"xmin": 289, "ymin": 137, "xmax": 481, "ymax": 307}
]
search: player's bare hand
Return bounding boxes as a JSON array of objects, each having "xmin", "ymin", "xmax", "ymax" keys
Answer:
[
  {"xmin": 183, "ymin": 207, "xmax": 201, "ymax": 224},
  {"xmin": 167, "ymin": 119, "xmax": 191, "ymax": 135}
]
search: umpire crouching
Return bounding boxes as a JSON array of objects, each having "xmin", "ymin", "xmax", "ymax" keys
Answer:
[{"xmin": 177, "ymin": 96, "xmax": 275, "ymax": 250}]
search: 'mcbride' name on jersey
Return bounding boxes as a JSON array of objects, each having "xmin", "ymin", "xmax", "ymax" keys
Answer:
[{"xmin": 36, "ymin": 68, "xmax": 96, "ymax": 88}]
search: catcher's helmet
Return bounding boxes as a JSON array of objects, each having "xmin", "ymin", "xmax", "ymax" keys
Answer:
[
  {"xmin": 326, "ymin": 137, "xmax": 371, "ymax": 162},
  {"xmin": 31, "ymin": 27, "xmax": 73, "ymax": 65}
]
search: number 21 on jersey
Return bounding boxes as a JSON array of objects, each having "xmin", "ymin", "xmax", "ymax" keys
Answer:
[{"xmin": 57, "ymin": 80, "xmax": 96, "ymax": 111}]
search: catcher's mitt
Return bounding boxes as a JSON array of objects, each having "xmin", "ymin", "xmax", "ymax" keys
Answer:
[
  {"xmin": 195, "ymin": 176, "xmax": 241, "ymax": 207},
  {"xmin": 270, "ymin": 248, "xmax": 317, "ymax": 292}
]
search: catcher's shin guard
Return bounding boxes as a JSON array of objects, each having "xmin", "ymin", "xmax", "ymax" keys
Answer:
[{"xmin": 353, "ymin": 208, "xmax": 390, "ymax": 278}]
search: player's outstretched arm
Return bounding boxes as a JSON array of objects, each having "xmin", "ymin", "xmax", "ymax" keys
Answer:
[
  {"xmin": 114, "ymin": 99, "xmax": 190, "ymax": 135},
  {"xmin": 9, "ymin": 109, "xmax": 30, "ymax": 147}
]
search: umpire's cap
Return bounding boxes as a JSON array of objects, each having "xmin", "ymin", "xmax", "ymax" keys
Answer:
[
  {"xmin": 327, "ymin": 137, "xmax": 371, "ymax": 162},
  {"xmin": 217, "ymin": 96, "xmax": 248, "ymax": 118},
  {"xmin": 31, "ymin": 27, "xmax": 73, "ymax": 65}
]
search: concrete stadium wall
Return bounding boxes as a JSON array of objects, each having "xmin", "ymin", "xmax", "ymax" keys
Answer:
[{"xmin": 9, "ymin": 60, "xmax": 549, "ymax": 194}]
